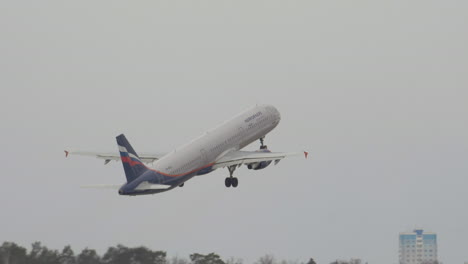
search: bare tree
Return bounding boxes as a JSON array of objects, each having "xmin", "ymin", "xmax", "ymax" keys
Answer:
[
  {"xmin": 256, "ymin": 255, "xmax": 276, "ymax": 264},
  {"xmin": 225, "ymin": 257, "xmax": 243, "ymax": 264},
  {"xmin": 59, "ymin": 245, "xmax": 76, "ymax": 264},
  {"xmin": 190, "ymin": 253, "xmax": 225, "ymax": 264},
  {"xmin": 76, "ymin": 248, "xmax": 101, "ymax": 264},
  {"xmin": 170, "ymin": 256, "xmax": 189, "ymax": 264}
]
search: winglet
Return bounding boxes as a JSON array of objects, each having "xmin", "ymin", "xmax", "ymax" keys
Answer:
[
  {"xmin": 304, "ymin": 151, "xmax": 308, "ymax": 159},
  {"xmin": 64, "ymin": 150, "xmax": 69, "ymax": 158}
]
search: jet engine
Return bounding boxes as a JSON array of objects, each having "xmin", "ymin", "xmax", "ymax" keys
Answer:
[
  {"xmin": 247, "ymin": 160, "xmax": 272, "ymax": 170},
  {"xmin": 246, "ymin": 143, "xmax": 272, "ymax": 170}
]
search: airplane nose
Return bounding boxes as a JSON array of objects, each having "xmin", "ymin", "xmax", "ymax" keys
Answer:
[
  {"xmin": 269, "ymin": 106, "xmax": 281, "ymax": 122},
  {"xmin": 274, "ymin": 107, "xmax": 281, "ymax": 121},
  {"xmin": 265, "ymin": 105, "xmax": 281, "ymax": 123}
]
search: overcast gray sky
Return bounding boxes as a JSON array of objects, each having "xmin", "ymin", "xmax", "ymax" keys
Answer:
[{"xmin": 1, "ymin": 1, "xmax": 467, "ymax": 263}]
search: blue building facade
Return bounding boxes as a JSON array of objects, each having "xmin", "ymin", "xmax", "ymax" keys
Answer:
[{"xmin": 399, "ymin": 229, "xmax": 437, "ymax": 264}]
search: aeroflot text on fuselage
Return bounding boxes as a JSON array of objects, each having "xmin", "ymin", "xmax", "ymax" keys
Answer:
[{"xmin": 244, "ymin": 111, "xmax": 263, "ymax": 123}]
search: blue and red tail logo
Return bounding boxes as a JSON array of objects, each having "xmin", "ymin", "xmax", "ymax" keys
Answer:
[{"xmin": 116, "ymin": 134, "xmax": 148, "ymax": 183}]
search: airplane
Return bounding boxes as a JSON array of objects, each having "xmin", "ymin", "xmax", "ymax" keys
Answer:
[{"xmin": 65, "ymin": 104, "xmax": 307, "ymax": 196}]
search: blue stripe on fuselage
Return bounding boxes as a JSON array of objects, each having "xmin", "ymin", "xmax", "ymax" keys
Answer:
[{"xmin": 119, "ymin": 165, "xmax": 214, "ymax": 196}]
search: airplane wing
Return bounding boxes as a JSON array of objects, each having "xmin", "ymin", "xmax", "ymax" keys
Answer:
[
  {"xmin": 64, "ymin": 150, "xmax": 165, "ymax": 164},
  {"xmin": 212, "ymin": 150, "xmax": 308, "ymax": 169}
]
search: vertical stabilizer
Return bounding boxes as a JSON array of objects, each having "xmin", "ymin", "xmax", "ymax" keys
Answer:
[{"xmin": 116, "ymin": 134, "xmax": 148, "ymax": 183}]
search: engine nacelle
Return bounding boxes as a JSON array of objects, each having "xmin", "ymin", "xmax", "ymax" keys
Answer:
[
  {"xmin": 247, "ymin": 160, "xmax": 272, "ymax": 170},
  {"xmin": 247, "ymin": 146, "xmax": 273, "ymax": 170}
]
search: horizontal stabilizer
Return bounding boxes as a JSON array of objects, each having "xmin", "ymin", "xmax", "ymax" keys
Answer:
[
  {"xmin": 135, "ymin": 181, "xmax": 172, "ymax": 190},
  {"xmin": 81, "ymin": 184, "xmax": 122, "ymax": 189},
  {"xmin": 63, "ymin": 150, "xmax": 164, "ymax": 164}
]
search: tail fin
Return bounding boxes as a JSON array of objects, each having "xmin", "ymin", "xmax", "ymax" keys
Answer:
[{"xmin": 116, "ymin": 134, "xmax": 148, "ymax": 183}]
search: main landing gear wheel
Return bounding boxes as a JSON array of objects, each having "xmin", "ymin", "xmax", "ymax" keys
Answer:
[
  {"xmin": 224, "ymin": 177, "xmax": 238, "ymax": 188},
  {"xmin": 231, "ymin": 177, "xmax": 238, "ymax": 187},
  {"xmin": 225, "ymin": 165, "xmax": 239, "ymax": 188}
]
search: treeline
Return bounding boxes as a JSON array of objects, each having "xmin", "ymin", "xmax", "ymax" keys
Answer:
[{"xmin": 0, "ymin": 242, "xmax": 318, "ymax": 264}]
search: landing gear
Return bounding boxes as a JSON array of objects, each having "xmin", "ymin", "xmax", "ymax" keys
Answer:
[
  {"xmin": 260, "ymin": 137, "xmax": 268, "ymax": 150},
  {"xmin": 179, "ymin": 183, "xmax": 184, "ymax": 187},
  {"xmin": 225, "ymin": 165, "xmax": 239, "ymax": 188},
  {"xmin": 225, "ymin": 177, "xmax": 239, "ymax": 188},
  {"xmin": 231, "ymin": 177, "xmax": 238, "ymax": 187}
]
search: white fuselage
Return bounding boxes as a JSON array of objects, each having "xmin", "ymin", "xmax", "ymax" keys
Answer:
[{"xmin": 153, "ymin": 105, "xmax": 281, "ymax": 176}]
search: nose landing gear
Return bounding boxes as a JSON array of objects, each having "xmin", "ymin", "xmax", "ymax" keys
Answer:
[{"xmin": 260, "ymin": 137, "xmax": 268, "ymax": 150}]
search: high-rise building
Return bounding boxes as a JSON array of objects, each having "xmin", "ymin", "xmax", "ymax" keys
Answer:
[{"xmin": 399, "ymin": 229, "xmax": 438, "ymax": 264}]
